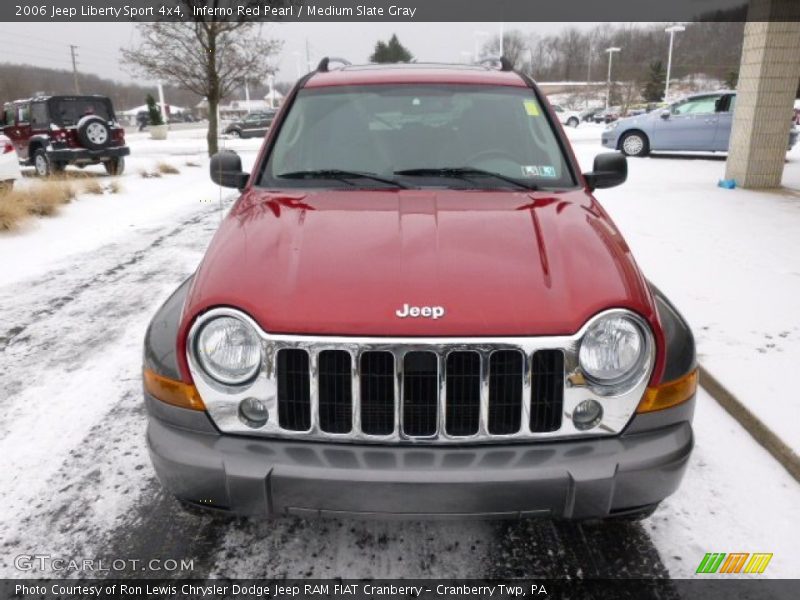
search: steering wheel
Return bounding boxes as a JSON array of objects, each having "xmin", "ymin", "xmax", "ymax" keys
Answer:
[{"xmin": 463, "ymin": 149, "xmax": 518, "ymax": 167}]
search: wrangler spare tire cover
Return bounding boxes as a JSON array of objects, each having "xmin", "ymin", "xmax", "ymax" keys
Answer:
[{"xmin": 77, "ymin": 115, "xmax": 111, "ymax": 150}]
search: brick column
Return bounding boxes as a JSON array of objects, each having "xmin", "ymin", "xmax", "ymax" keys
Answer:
[{"xmin": 725, "ymin": 0, "xmax": 800, "ymax": 189}]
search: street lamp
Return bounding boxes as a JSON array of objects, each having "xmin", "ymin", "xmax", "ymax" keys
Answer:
[
  {"xmin": 664, "ymin": 25, "xmax": 686, "ymax": 103},
  {"xmin": 605, "ymin": 47, "xmax": 621, "ymax": 110}
]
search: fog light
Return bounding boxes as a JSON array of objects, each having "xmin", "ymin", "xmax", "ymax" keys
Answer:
[
  {"xmin": 573, "ymin": 399, "xmax": 603, "ymax": 430},
  {"xmin": 239, "ymin": 397, "xmax": 269, "ymax": 428}
]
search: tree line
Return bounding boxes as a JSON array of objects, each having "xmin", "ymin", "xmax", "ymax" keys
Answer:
[
  {"xmin": 0, "ymin": 62, "xmax": 203, "ymax": 112},
  {"xmin": 482, "ymin": 22, "xmax": 747, "ymax": 87}
]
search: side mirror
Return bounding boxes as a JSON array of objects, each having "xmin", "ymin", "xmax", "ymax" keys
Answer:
[
  {"xmin": 660, "ymin": 109, "xmax": 671, "ymax": 119},
  {"xmin": 583, "ymin": 152, "xmax": 627, "ymax": 191},
  {"xmin": 210, "ymin": 151, "xmax": 249, "ymax": 190}
]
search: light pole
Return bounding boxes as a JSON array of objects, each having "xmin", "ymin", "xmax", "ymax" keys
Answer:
[
  {"xmin": 605, "ymin": 47, "xmax": 621, "ymax": 110},
  {"xmin": 473, "ymin": 30, "xmax": 488, "ymax": 62},
  {"xmin": 664, "ymin": 25, "xmax": 685, "ymax": 103}
]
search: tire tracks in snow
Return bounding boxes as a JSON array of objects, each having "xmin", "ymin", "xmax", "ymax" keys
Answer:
[{"xmin": 0, "ymin": 204, "xmax": 221, "ymax": 576}]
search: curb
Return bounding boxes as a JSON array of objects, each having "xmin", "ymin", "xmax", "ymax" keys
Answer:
[{"xmin": 699, "ymin": 364, "xmax": 800, "ymax": 484}]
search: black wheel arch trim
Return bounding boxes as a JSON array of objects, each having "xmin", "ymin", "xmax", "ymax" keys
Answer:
[
  {"xmin": 143, "ymin": 275, "xmax": 194, "ymax": 380},
  {"xmin": 649, "ymin": 282, "xmax": 696, "ymax": 384}
]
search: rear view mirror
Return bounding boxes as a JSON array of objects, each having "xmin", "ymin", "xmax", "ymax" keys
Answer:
[
  {"xmin": 210, "ymin": 151, "xmax": 249, "ymax": 190},
  {"xmin": 583, "ymin": 152, "xmax": 627, "ymax": 191},
  {"xmin": 660, "ymin": 109, "xmax": 671, "ymax": 119}
]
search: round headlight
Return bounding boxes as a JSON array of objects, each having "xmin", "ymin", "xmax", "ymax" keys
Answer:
[
  {"xmin": 195, "ymin": 316, "xmax": 262, "ymax": 385},
  {"xmin": 579, "ymin": 314, "xmax": 648, "ymax": 389}
]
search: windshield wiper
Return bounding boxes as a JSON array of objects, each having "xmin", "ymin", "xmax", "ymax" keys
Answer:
[
  {"xmin": 277, "ymin": 169, "xmax": 409, "ymax": 189},
  {"xmin": 394, "ymin": 167, "xmax": 538, "ymax": 190}
]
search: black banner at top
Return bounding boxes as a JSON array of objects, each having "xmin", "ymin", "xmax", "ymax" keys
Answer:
[{"xmin": 4, "ymin": 0, "xmax": 800, "ymax": 23}]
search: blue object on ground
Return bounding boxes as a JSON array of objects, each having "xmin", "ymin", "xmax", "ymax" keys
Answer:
[{"xmin": 718, "ymin": 178, "xmax": 737, "ymax": 189}]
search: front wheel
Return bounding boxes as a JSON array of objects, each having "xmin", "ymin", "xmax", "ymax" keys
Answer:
[
  {"xmin": 620, "ymin": 131, "xmax": 650, "ymax": 157},
  {"xmin": 229, "ymin": 129, "xmax": 241, "ymax": 138},
  {"xmin": 104, "ymin": 157, "xmax": 125, "ymax": 176},
  {"xmin": 567, "ymin": 117, "xmax": 579, "ymax": 128}
]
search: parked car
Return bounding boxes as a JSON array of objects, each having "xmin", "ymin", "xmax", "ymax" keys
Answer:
[
  {"xmin": 223, "ymin": 110, "xmax": 276, "ymax": 138},
  {"xmin": 143, "ymin": 60, "xmax": 697, "ymax": 521},
  {"xmin": 594, "ymin": 106, "xmax": 621, "ymax": 123},
  {"xmin": 580, "ymin": 107, "xmax": 604, "ymax": 122},
  {"xmin": 2, "ymin": 95, "xmax": 129, "ymax": 176},
  {"xmin": 602, "ymin": 91, "xmax": 799, "ymax": 157},
  {"xmin": 0, "ymin": 134, "xmax": 21, "ymax": 193},
  {"xmin": 551, "ymin": 104, "xmax": 581, "ymax": 127}
]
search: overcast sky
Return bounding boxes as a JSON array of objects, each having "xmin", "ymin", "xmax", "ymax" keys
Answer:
[{"xmin": 0, "ymin": 21, "xmax": 602, "ymax": 86}]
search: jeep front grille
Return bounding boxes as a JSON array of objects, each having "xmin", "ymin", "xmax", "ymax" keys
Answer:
[
  {"xmin": 186, "ymin": 308, "xmax": 656, "ymax": 444},
  {"xmin": 273, "ymin": 344, "xmax": 564, "ymax": 441}
]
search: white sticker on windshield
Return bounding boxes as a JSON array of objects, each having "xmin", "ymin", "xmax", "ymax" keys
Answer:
[
  {"xmin": 522, "ymin": 165, "xmax": 557, "ymax": 178},
  {"xmin": 521, "ymin": 165, "xmax": 540, "ymax": 177},
  {"xmin": 540, "ymin": 165, "xmax": 557, "ymax": 178}
]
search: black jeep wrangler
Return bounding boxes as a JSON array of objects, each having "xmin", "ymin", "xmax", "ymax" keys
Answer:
[{"xmin": 2, "ymin": 95, "xmax": 130, "ymax": 176}]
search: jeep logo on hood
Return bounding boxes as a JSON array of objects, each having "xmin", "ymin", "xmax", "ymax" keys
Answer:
[{"xmin": 395, "ymin": 303, "xmax": 445, "ymax": 319}]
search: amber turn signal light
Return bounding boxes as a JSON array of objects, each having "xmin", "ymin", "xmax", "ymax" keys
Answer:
[
  {"xmin": 143, "ymin": 368, "xmax": 206, "ymax": 411},
  {"xmin": 637, "ymin": 369, "xmax": 698, "ymax": 413}
]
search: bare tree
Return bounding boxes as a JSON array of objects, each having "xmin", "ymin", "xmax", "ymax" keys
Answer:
[
  {"xmin": 481, "ymin": 31, "xmax": 529, "ymax": 71},
  {"xmin": 121, "ymin": 2, "xmax": 281, "ymax": 155}
]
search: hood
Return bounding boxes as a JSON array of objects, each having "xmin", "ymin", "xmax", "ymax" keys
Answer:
[{"xmin": 182, "ymin": 188, "xmax": 656, "ymax": 338}]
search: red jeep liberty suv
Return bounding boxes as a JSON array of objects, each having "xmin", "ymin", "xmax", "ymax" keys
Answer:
[{"xmin": 143, "ymin": 59, "xmax": 697, "ymax": 521}]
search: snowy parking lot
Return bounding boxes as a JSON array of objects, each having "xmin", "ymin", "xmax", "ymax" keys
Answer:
[{"xmin": 1, "ymin": 125, "xmax": 799, "ymax": 580}]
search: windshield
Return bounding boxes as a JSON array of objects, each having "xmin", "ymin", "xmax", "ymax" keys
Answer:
[
  {"xmin": 48, "ymin": 98, "xmax": 113, "ymax": 126},
  {"xmin": 260, "ymin": 84, "xmax": 575, "ymax": 190}
]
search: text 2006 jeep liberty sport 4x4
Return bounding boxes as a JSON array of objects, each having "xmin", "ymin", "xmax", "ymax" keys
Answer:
[{"xmin": 143, "ymin": 59, "xmax": 696, "ymax": 521}]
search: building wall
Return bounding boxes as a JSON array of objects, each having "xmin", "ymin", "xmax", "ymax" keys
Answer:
[{"xmin": 725, "ymin": 2, "xmax": 800, "ymax": 188}]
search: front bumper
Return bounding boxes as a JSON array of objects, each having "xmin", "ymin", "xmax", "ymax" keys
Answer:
[
  {"xmin": 46, "ymin": 145, "xmax": 130, "ymax": 162},
  {"xmin": 600, "ymin": 131, "xmax": 617, "ymax": 149},
  {"xmin": 147, "ymin": 402, "xmax": 694, "ymax": 520}
]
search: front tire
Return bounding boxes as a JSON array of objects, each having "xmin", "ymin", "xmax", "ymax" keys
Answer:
[
  {"xmin": 229, "ymin": 129, "xmax": 241, "ymax": 138},
  {"xmin": 104, "ymin": 157, "xmax": 125, "ymax": 176},
  {"xmin": 567, "ymin": 117, "xmax": 579, "ymax": 128},
  {"xmin": 620, "ymin": 131, "xmax": 650, "ymax": 157}
]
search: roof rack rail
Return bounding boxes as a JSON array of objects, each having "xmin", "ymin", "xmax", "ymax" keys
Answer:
[
  {"xmin": 316, "ymin": 57, "xmax": 352, "ymax": 72},
  {"xmin": 478, "ymin": 56, "xmax": 514, "ymax": 71}
]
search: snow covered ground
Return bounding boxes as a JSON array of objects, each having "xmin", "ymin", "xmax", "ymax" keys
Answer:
[
  {"xmin": 566, "ymin": 124, "xmax": 800, "ymax": 455},
  {"xmin": 1, "ymin": 123, "xmax": 799, "ymax": 581}
]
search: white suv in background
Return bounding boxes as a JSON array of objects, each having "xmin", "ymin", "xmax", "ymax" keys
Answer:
[
  {"xmin": 0, "ymin": 134, "xmax": 21, "ymax": 193},
  {"xmin": 552, "ymin": 104, "xmax": 582, "ymax": 127}
]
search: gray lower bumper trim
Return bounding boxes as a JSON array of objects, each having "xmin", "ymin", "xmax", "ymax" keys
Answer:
[{"xmin": 147, "ymin": 417, "xmax": 693, "ymax": 520}]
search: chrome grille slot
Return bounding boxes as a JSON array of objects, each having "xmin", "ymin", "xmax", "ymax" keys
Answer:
[
  {"xmin": 360, "ymin": 351, "xmax": 395, "ymax": 435},
  {"xmin": 318, "ymin": 350, "xmax": 352, "ymax": 434},
  {"xmin": 277, "ymin": 349, "xmax": 311, "ymax": 431},
  {"xmin": 487, "ymin": 350, "xmax": 524, "ymax": 435},
  {"xmin": 402, "ymin": 351, "xmax": 439, "ymax": 437},
  {"xmin": 531, "ymin": 350, "xmax": 564, "ymax": 432},
  {"xmin": 445, "ymin": 351, "xmax": 481, "ymax": 436}
]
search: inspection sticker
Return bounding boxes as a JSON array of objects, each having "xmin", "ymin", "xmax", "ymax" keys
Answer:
[
  {"xmin": 540, "ymin": 165, "xmax": 557, "ymax": 177},
  {"xmin": 522, "ymin": 165, "xmax": 558, "ymax": 178},
  {"xmin": 523, "ymin": 100, "xmax": 540, "ymax": 116},
  {"xmin": 521, "ymin": 165, "xmax": 540, "ymax": 177}
]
